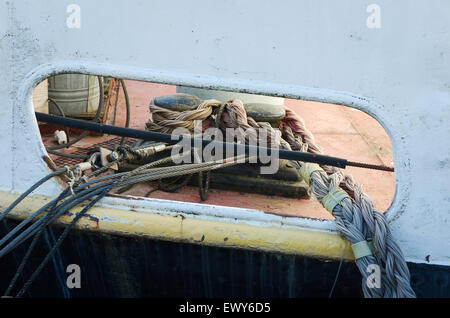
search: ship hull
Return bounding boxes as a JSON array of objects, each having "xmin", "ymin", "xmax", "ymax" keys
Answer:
[{"xmin": 1, "ymin": 219, "xmax": 448, "ymax": 298}]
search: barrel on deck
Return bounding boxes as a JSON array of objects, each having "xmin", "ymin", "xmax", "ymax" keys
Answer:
[{"xmin": 48, "ymin": 74, "xmax": 101, "ymax": 118}]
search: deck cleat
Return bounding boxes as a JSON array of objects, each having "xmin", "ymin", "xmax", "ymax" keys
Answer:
[
  {"xmin": 152, "ymin": 93, "xmax": 286, "ymax": 127},
  {"xmin": 243, "ymin": 102, "xmax": 285, "ymax": 127},
  {"xmin": 151, "ymin": 93, "xmax": 202, "ymax": 111}
]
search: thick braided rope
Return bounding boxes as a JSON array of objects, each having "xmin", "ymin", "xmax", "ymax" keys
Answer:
[
  {"xmin": 146, "ymin": 99, "xmax": 221, "ymax": 133},
  {"xmin": 220, "ymin": 99, "xmax": 280, "ymax": 147},
  {"xmin": 279, "ymin": 139, "xmax": 387, "ymax": 297},
  {"xmin": 144, "ymin": 97, "xmax": 414, "ymax": 297},
  {"xmin": 280, "ymin": 108, "xmax": 357, "ymax": 197},
  {"xmin": 147, "ymin": 98, "xmax": 281, "ymax": 148},
  {"xmin": 280, "ymin": 106, "xmax": 415, "ymax": 298},
  {"xmin": 308, "ymin": 170, "xmax": 386, "ymax": 297}
]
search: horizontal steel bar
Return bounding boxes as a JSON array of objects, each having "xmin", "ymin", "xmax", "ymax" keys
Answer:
[{"xmin": 36, "ymin": 112, "xmax": 349, "ymax": 168}]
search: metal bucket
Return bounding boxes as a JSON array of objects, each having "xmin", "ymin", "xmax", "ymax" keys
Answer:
[{"xmin": 48, "ymin": 74, "xmax": 101, "ymax": 118}]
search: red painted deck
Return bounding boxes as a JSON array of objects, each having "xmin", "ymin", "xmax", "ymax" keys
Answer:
[{"xmin": 43, "ymin": 80, "xmax": 395, "ymax": 220}]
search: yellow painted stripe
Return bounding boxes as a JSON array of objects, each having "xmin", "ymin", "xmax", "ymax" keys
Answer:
[{"xmin": 0, "ymin": 191, "xmax": 355, "ymax": 261}]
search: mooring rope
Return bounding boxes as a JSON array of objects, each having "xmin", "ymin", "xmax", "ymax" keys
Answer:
[
  {"xmin": 2, "ymin": 101, "xmax": 413, "ymax": 297},
  {"xmin": 145, "ymin": 98, "xmax": 415, "ymax": 298},
  {"xmin": 146, "ymin": 99, "xmax": 221, "ymax": 133},
  {"xmin": 147, "ymin": 99, "xmax": 281, "ymax": 147},
  {"xmin": 279, "ymin": 107, "xmax": 415, "ymax": 298},
  {"xmin": 146, "ymin": 99, "xmax": 282, "ymax": 200}
]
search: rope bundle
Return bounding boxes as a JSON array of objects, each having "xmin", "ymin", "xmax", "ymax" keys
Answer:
[
  {"xmin": 279, "ymin": 108, "xmax": 415, "ymax": 298},
  {"xmin": 147, "ymin": 98, "xmax": 283, "ymax": 148},
  {"xmin": 146, "ymin": 99, "xmax": 221, "ymax": 133},
  {"xmin": 145, "ymin": 97, "xmax": 416, "ymax": 298}
]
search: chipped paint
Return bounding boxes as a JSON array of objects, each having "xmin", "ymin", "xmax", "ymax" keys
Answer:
[{"xmin": 0, "ymin": 191, "xmax": 355, "ymax": 260}]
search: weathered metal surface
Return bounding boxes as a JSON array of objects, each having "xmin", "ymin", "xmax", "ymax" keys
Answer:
[
  {"xmin": 205, "ymin": 172, "xmax": 309, "ymax": 199},
  {"xmin": 243, "ymin": 103, "xmax": 286, "ymax": 126},
  {"xmin": 0, "ymin": 190, "xmax": 351, "ymax": 260},
  {"xmin": 0, "ymin": 0, "xmax": 449, "ymax": 267},
  {"xmin": 153, "ymin": 93, "xmax": 202, "ymax": 111},
  {"xmin": 176, "ymin": 86, "xmax": 285, "ymax": 105}
]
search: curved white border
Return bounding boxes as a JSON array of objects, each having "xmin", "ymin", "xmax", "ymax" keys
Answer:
[{"xmin": 17, "ymin": 61, "xmax": 406, "ymax": 234}]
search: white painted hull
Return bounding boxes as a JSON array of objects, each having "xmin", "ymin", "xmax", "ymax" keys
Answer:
[{"xmin": 0, "ymin": 1, "xmax": 449, "ymax": 296}]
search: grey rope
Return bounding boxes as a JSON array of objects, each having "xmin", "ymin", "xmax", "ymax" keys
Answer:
[{"xmin": 281, "ymin": 110, "xmax": 415, "ymax": 298}]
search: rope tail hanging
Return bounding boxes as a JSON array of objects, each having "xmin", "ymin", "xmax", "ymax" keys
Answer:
[{"xmin": 280, "ymin": 107, "xmax": 416, "ymax": 298}]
